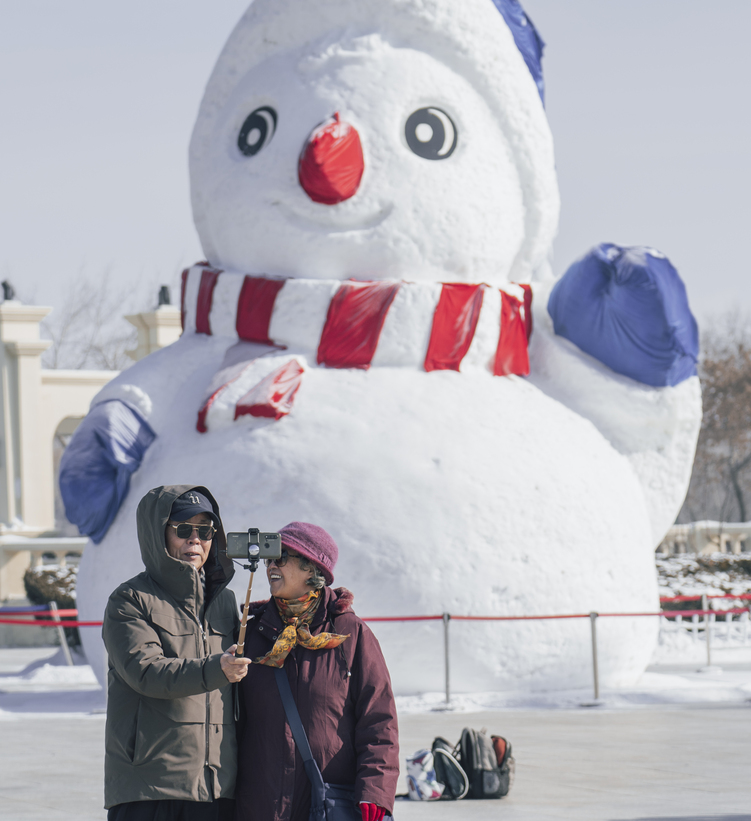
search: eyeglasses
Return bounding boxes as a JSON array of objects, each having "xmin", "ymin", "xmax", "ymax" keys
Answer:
[
  {"xmin": 264, "ymin": 549, "xmax": 300, "ymax": 568},
  {"xmin": 168, "ymin": 522, "xmax": 216, "ymax": 541}
]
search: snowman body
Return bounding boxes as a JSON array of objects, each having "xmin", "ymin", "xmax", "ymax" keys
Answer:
[
  {"xmin": 70, "ymin": 0, "xmax": 701, "ymax": 693},
  {"xmin": 77, "ymin": 322, "xmax": 659, "ymax": 694}
]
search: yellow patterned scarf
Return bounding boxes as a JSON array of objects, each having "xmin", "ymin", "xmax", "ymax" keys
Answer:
[{"xmin": 254, "ymin": 590, "xmax": 349, "ymax": 668}]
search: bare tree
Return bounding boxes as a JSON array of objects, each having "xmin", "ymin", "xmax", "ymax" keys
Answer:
[
  {"xmin": 679, "ymin": 312, "xmax": 751, "ymax": 523},
  {"xmin": 41, "ymin": 269, "xmax": 168, "ymax": 371}
]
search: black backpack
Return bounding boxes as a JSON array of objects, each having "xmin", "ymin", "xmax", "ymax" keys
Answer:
[
  {"xmin": 432, "ymin": 728, "xmax": 514, "ymax": 800},
  {"xmin": 458, "ymin": 728, "xmax": 515, "ymax": 799},
  {"xmin": 431, "ymin": 737, "xmax": 469, "ymax": 800}
]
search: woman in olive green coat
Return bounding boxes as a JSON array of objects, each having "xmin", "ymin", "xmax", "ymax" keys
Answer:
[{"xmin": 102, "ymin": 485, "xmax": 249, "ymax": 821}]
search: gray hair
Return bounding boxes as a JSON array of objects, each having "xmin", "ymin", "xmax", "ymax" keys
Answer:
[{"xmin": 297, "ymin": 556, "xmax": 326, "ymax": 590}]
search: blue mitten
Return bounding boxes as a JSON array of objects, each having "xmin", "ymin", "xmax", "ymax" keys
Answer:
[
  {"xmin": 547, "ymin": 243, "xmax": 698, "ymax": 387},
  {"xmin": 59, "ymin": 399, "xmax": 156, "ymax": 543}
]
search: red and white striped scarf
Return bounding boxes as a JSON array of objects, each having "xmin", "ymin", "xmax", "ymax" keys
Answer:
[{"xmin": 181, "ymin": 263, "xmax": 533, "ymax": 432}]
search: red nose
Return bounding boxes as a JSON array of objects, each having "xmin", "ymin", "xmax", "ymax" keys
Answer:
[{"xmin": 298, "ymin": 113, "xmax": 364, "ymax": 205}]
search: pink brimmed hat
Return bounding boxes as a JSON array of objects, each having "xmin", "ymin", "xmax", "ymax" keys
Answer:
[{"xmin": 279, "ymin": 522, "xmax": 338, "ymax": 586}]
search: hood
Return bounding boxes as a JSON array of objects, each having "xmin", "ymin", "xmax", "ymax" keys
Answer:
[
  {"xmin": 328, "ymin": 586, "xmax": 354, "ymax": 616},
  {"xmin": 136, "ymin": 484, "xmax": 233, "ymax": 609}
]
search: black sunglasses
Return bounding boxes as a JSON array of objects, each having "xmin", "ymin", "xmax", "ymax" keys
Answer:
[
  {"xmin": 168, "ymin": 522, "xmax": 216, "ymax": 541},
  {"xmin": 264, "ymin": 548, "xmax": 300, "ymax": 568}
]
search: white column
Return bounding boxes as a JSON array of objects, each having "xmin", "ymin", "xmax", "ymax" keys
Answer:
[
  {"xmin": 0, "ymin": 303, "xmax": 53, "ymax": 534},
  {"xmin": 124, "ymin": 305, "xmax": 181, "ymax": 361}
]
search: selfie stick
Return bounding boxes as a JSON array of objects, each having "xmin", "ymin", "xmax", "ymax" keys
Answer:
[{"xmin": 235, "ymin": 548, "xmax": 260, "ymax": 658}]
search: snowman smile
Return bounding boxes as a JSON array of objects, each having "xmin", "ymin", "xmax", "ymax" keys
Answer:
[{"xmin": 277, "ymin": 199, "xmax": 394, "ymax": 233}]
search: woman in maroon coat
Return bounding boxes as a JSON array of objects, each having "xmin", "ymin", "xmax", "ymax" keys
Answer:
[{"xmin": 234, "ymin": 522, "xmax": 399, "ymax": 821}]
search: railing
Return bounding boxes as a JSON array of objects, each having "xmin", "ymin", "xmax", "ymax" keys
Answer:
[
  {"xmin": 659, "ymin": 593, "xmax": 751, "ymax": 668},
  {"xmin": 0, "ymin": 603, "xmax": 78, "ymax": 665},
  {"xmin": 3, "ymin": 602, "xmax": 750, "ymax": 703},
  {"xmin": 660, "ymin": 593, "xmax": 751, "ymax": 602}
]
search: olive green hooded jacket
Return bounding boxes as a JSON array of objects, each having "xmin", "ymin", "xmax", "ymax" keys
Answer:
[{"xmin": 102, "ymin": 485, "xmax": 240, "ymax": 808}]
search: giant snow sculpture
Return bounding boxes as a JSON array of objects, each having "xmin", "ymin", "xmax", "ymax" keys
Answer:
[{"xmin": 63, "ymin": 0, "xmax": 701, "ymax": 694}]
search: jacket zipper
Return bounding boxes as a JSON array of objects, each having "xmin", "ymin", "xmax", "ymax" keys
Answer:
[
  {"xmin": 185, "ymin": 573, "xmax": 225, "ymax": 776},
  {"xmin": 202, "ymin": 624, "xmax": 210, "ymax": 767}
]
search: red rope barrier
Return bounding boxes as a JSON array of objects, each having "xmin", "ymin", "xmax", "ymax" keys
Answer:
[
  {"xmin": 653, "ymin": 607, "xmax": 748, "ymax": 618},
  {"xmin": 660, "ymin": 593, "xmax": 751, "ymax": 602},
  {"xmin": 1, "ymin": 607, "xmax": 748, "ymax": 629},
  {"xmin": 0, "ymin": 617, "xmax": 102, "ymax": 627},
  {"xmin": 362, "ymin": 615, "xmax": 444, "ymax": 622},
  {"xmin": 451, "ymin": 613, "xmax": 592, "ymax": 621},
  {"xmin": 367, "ymin": 608, "xmax": 751, "ymax": 622}
]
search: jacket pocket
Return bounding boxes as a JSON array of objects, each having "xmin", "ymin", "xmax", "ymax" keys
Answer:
[
  {"xmin": 131, "ymin": 700, "xmax": 142, "ymax": 763},
  {"xmin": 208, "ymin": 616, "xmax": 236, "ymax": 654},
  {"xmin": 150, "ymin": 611, "xmax": 197, "ymax": 658},
  {"xmin": 133, "ymin": 700, "xmax": 203, "ymax": 767},
  {"xmin": 209, "ymin": 682, "xmax": 236, "ymax": 725},
  {"xmin": 144, "ymin": 691, "xmax": 207, "ymax": 724},
  {"xmin": 104, "ymin": 690, "xmax": 140, "ymax": 765}
]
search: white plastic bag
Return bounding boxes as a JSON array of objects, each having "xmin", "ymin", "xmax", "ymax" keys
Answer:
[{"xmin": 406, "ymin": 749, "xmax": 445, "ymax": 801}]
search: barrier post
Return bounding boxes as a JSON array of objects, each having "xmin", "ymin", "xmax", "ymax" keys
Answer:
[
  {"xmin": 104, "ymin": 648, "xmax": 109, "ymax": 707},
  {"xmin": 702, "ymin": 594, "xmax": 711, "ymax": 667},
  {"xmin": 49, "ymin": 601, "xmax": 74, "ymax": 667},
  {"xmin": 589, "ymin": 612, "xmax": 599, "ymax": 701},
  {"xmin": 443, "ymin": 612, "xmax": 451, "ymax": 706}
]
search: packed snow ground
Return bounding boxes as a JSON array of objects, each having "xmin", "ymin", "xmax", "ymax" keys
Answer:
[{"xmin": 3, "ymin": 633, "xmax": 751, "ymax": 819}]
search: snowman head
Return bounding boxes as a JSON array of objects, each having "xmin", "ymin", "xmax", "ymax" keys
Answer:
[{"xmin": 189, "ymin": 0, "xmax": 559, "ymax": 285}]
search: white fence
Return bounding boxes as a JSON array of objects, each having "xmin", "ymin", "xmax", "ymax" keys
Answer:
[{"xmin": 659, "ymin": 610, "xmax": 751, "ymax": 646}]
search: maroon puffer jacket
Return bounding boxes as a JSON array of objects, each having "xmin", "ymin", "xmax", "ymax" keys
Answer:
[{"xmin": 234, "ymin": 587, "xmax": 399, "ymax": 821}]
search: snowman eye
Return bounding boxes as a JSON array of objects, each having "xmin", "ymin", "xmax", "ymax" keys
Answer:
[
  {"xmin": 405, "ymin": 107, "xmax": 457, "ymax": 160},
  {"xmin": 238, "ymin": 107, "xmax": 278, "ymax": 157}
]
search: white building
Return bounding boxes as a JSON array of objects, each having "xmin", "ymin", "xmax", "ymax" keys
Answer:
[
  {"xmin": 0, "ymin": 297, "xmax": 180, "ymax": 599},
  {"xmin": 657, "ymin": 521, "xmax": 751, "ymax": 556}
]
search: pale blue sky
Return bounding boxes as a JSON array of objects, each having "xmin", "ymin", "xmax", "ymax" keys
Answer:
[{"xmin": 2, "ymin": 1, "xmax": 749, "ymax": 326}]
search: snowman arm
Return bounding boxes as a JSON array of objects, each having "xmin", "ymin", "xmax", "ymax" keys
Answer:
[
  {"xmin": 529, "ymin": 244, "xmax": 702, "ymax": 543},
  {"xmin": 60, "ymin": 399, "xmax": 155, "ymax": 543},
  {"xmin": 103, "ymin": 588, "xmax": 229, "ymax": 697}
]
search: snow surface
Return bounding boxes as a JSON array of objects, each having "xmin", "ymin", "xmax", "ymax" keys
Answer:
[
  {"xmin": 0, "ymin": 662, "xmax": 99, "ymax": 693},
  {"xmin": 4, "ymin": 641, "xmax": 751, "ymax": 720},
  {"xmin": 74, "ymin": 0, "xmax": 702, "ymax": 695}
]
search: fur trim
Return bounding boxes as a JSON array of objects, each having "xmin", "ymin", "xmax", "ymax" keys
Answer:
[{"xmin": 332, "ymin": 587, "xmax": 354, "ymax": 614}]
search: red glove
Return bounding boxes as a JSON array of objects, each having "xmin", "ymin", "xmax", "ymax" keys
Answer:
[{"xmin": 359, "ymin": 803, "xmax": 386, "ymax": 821}]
